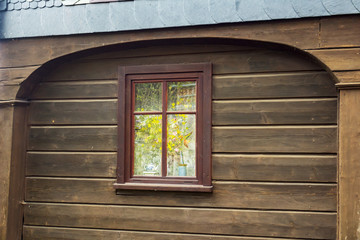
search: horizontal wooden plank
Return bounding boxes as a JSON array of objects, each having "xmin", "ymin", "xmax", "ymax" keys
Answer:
[
  {"xmin": 25, "ymin": 178, "xmax": 337, "ymax": 211},
  {"xmin": 25, "ymin": 152, "xmax": 336, "ymax": 182},
  {"xmin": 308, "ymin": 48, "xmax": 360, "ymax": 71},
  {"xmin": 22, "ymin": 226, "xmax": 306, "ymax": 240},
  {"xmin": 29, "ymin": 100, "xmax": 117, "ymax": 125},
  {"xmin": 23, "ymin": 203, "xmax": 336, "ymax": 239},
  {"xmin": 30, "ymin": 81, "xmax": 118, "ymax": 100},
  {"xmin": 47, "ymin": 50, "xmax": 321, "ymax": 81},
  {"xmin": 0, "ymin": 66, "xmax": 39, "ymax": 86},
  {"xmin": 213, "ymin": 154, "xmax": 337, "ymax": 182},
  {"xmin": 213, "ymin": 99, "xmax": 337, "ymax": 125},
  {"xmin": 213, "ymin": 126, "xmax": 337, "ymax": 153},
  {"xmin": 28, "ymin": 98, "xmax": 337, "ymax": 126},
  {"xmin": 28, "ymin": 127, "xmax": 117, "ymax": 151},
  {"xmin": 213, "ymin": 72, "xmax": 336, "ymax": 99},
  {"xmin": 26, "ymin": 152, "xmax": 116, "ymax": 177},
  {"xmin": 31, "ymin": 72, "xmax": 338, "ymax": 101},
  {"xmin": 334, "ymin": 70, "xmax": 360, "ymax": 84},
  {"xmin": 0, "ymin": 85, "xmax": 20, "ymax": 100},
  {"xmin": 28, "ymin": 126, "xmax": 337, "ymax": 153},
  {"xmin": 82, "ymin": 44, "xmax": 253, "ymax": 60},
  {"xmin": 320, "ymin": 15, "xmax": 360, "ymax": 48}
]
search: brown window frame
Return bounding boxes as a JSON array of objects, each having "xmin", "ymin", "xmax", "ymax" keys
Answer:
[{"xmin": 114, "ymin": 63, "xmax": 212, "ymax": 192}]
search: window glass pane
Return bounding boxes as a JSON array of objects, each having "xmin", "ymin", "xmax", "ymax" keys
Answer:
[
  {"xmin": 167, "ymin": 81, "xmax": 196, "ymax": 111},
  {"xmin": 134, "ymin": 115, "xmax": 162, "ymax": 176},
  {"xmin": 167, "ymin": 114, "xmax": 196, "ymax": 177},
  {"xmin": 135, "ymin": 82, "xmax": 162, "ymax": 112}
]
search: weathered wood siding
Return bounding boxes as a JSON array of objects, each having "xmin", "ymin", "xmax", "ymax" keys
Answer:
[{"xmin": 24, "ymin": 44, "xmax": 337, "ymax": 240}]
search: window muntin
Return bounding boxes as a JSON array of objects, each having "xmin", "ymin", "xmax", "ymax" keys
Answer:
[{"xmin": 115, "ymin": 63, "xmax": 212, "ymax": 192}]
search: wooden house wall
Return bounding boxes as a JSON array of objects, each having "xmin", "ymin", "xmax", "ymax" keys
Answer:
[{"xmin": 23, "ymin": 43, "xmax": 338, "ymax": 239}]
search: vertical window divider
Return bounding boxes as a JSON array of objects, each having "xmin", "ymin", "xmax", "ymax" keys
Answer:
[{"xmin": 162, "ymin": 80, "xmax": 167, "ymax": 177}]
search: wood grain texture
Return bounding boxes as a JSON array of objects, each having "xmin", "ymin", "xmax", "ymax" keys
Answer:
[
  {"xmin": 25, "ymin": 152, "xmax": 336, "ymax": 182},
  {"xmin": 338, "ymin": 89, "xmax": 360, "ymax": 240},
  {"xmin": 29, "ymin": 92, "xmax": 338, "ymax": 126},
  {"xmin": 26, "ymin": 152, "xmax": 117, "ymax": 177},
  {"xmin": 212, "ymin": 126, "xmax": 337, "ymax": 153},
  {"xmin": 320, "ymin": 15, "xmax": 360, "ymax": 48},
  {"xmin": 213, "ymin": 72, "xmax": 336, "ymax": 100},
  {"xmin": 29, "ymin": 100, "xmax": 117, "ymax": 125},
  {"xmin": 47, "ymin": 50, "xmax": 321, "ymax": 81},
  {"xmin": 0, "ymin": 66, "xmax": 39, "ymax": 85},
  {"xmin": 212, "ymin": 99, "xmax": 337, "ymax": 125},
  {"xmin": 30, "ymin": 81, "xmax": 118, "ymax": 100},
  {"xmin": 6, "ymin": 105, "xmax": 28, "ymax": 240},
  {"xmin": 308, "ymin": 48, "xmax": 360, "ymax": 71},
  {"xmin": 21, "ymin": 226, "xmax": 311, "ymax": 240},
  {"xmin": 23, "ymin": 203, "xmax": 336, "ymax": 239},
  {"xmin": 28, "ymin": 127, "xmax": 117, "ymax": 151},
  {"xmin": 334, "ymin": 70, "xmax": 360, "ymax": 84},
  {"xmin": 0, "ymin": 85, "xmax": 20, "ymax": 100},
  {"xmin": 213, "ymin": 154, "xmax": 337, "ymax": 182},
  {"xmin": 25, "ymin": 178, "xmax": 337, "ymax": 211},
  {"xmin": 0, "ymin": 106, "xmax": 15, "ymax": 240},
  {"xmin": 82, "ymin": 44, "xmax": 252, "ymax": 60},
  {"xmin": 28, "ymin": 126, "xmax": 337, "ymax": 153}
]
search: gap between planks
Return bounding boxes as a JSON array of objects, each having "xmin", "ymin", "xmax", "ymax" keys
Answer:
[
  {"xmin": 0, "ymin": 64, "xmax": 41, "ymax": 70},
  {"xmin": 26, "ymin": 151, "xmax": 337, "ymax": 156},
  {"xmin": 22, "ymin": 225, "xmax": 317, "ymax": 240},
  {"xmin": 77, "ymin": 48, "xmax": 259, "ymax": 63},
  {"xmin": 212, "ymin": 153, "xmax": 337, "ymax": 157},
  {"xmin": 212, "ymin": 125, "xmax": 337, "ymax": 129},
  {"xmin": 30, "ymin": 99, "xmax": 118, "ymax": 103},
  {"xmin": 22, "ymin": 202, "xmax": 337, "ymax": 214},
  {"xmin": 26, "ymin": 151, "xmax": 117, "ymax": 154},
  {"xmin": 25, "ymin": 176, "xmax": 337, "ymax": 186},
  {"xmin": 213, "ymin": 98, "xmax": 337, "ymax": 103},
  {"xmin": 40, "ymin": 71, "xmax": 329, "ymax": 82},
  {"xmin": 30, "ymin": 97, "xmax": 337, "ymax": 103},
  {"xmin": 29, "ymin": 125, "xmax": 118, "ymax": 129},
  {"xmin": 212, "ymin": 70, "xmax": 329, "ymax": 78},
  {"xmin": 28, "ymin": 125, "xmax": 337, "ymax": 129},
  {"xmin": 304, "ymin": 46, "xmax": 360, "ymax": 51}
]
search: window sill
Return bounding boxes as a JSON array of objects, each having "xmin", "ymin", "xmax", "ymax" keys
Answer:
[{"xmin": 113, "ymin": 182, "xmax": 213, "ymax": 192}]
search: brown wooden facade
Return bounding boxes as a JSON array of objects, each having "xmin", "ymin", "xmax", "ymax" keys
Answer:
[{"xmin": 1, "ymin": 15, "xmax": 360, "ymax": 240}]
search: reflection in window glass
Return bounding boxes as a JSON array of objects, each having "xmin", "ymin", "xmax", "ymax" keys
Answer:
[
  {"xmin": 134, "ymin": 115, "xmax": 162, "ymax": 176},
  {"xmin": 135, "ymin": 82, "xmax": 162, "ymax": 112},
  {"xmin": 167, "ymin": 114, "xmax": 196, "ymax": 177},
  {"xmin": 167, "ymin": 81, "xmax": 196, "ymax": 111}
]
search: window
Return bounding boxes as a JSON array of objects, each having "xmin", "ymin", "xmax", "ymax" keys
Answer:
[{"xmin": 114, "ymin": 63, "xmax": 212, "ymax": 192}]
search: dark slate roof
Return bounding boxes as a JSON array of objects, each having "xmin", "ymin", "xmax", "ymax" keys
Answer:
[{"xmin": 1, "ymin": 0, "xmax": 360, "ymax": 39}]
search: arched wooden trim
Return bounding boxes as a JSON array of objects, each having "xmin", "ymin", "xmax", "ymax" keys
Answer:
[{"xmin": 16, "ymin": 37, "xmax": 338, "ymax": 100}]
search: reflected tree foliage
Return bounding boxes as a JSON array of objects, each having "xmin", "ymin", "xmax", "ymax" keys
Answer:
[{"xmin": 133, "ymin": 81, "xmax": 196, "ymax": 177}]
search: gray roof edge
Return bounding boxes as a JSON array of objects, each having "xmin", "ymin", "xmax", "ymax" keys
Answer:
[{"xmin": 1, "ymin": 0, "xmax": 360, "ymax": 39}]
